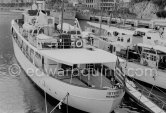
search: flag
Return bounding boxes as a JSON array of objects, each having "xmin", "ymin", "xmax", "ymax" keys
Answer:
[{"xmin": 115, "ymin": 57, "xmax": 125, "ymax": 87}]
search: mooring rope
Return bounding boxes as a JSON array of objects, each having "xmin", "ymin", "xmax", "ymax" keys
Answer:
[{"xmin": 50, "ymin": 93, "xmax": 69, "ymax": 113}]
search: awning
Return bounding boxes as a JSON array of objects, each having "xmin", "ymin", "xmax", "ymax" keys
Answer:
[{"xmin": 39, "ymin": 48, "xmax": 124, "ymax": 66}]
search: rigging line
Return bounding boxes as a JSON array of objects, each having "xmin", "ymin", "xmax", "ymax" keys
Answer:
[
  {"xmin": 148, "ymin": 84, "xmax": 154, "ymax": 98},
  {"xmin": 50, "ymin": 93, "xmax": 69, "ymax": 113},
  {"xmin": 128, "ymin": 77, "xmax": 166, "ymax": 106},
  {"xmin": 44, "ymin": 81, "xmax": 48, "ymax": 113},
  {"xmin": 154, "ymin": 86, "xmax": 166, "ymax": 96},
  {"xmin": 66, "ymin": 93, "xmax": 69, "ymax": 113},
  {"xmin": 126, "ymin": 79, "xmax": 166, "ymax": 108}
]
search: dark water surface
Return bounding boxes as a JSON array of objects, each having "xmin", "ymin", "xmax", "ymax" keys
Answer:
[{"xmin": 0, "ymin": 11, "xmax": 153, "ymax": 113}]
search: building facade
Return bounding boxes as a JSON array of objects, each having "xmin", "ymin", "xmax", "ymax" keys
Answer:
[
  {"xmin": 0, "ymin": 0, "xmax": 34, "ymax": 4},
  {"xmin": 82, "ymin": 0, "xmax": 99, "ymax": 9},
  {"xmin": 82, "ymin": 0, "xmax": 121, "ymax": 11},
  {"xmin": 100, "ymin": 0, "xmax": 120, "ymax": 11}
]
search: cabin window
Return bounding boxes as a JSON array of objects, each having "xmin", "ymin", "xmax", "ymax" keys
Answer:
[
  {"xmin": 113, "ymin": 31, "xmax": 119, "ymax": 36},
  {"xmin": 92, "ymin": 29, "xmax": 95, "ymax": 33},
  {"xmin": 146, "ymin": 54, "xmax": 149, "ymax": 60},
  {"xmin": 48, "ymin": 19, "xmax": 53, "ymax": 24},
  {"xmin": 77, "ymin": 31, "xmax": 81, "ymax": 34},
  {"xmin": 142, "ymin": 53, "xmax": 145, "ymax": 58},
  {"xmin": 34, "ymin": 52, "xmax": 42, "ymax": 68},
  {"xmin": 137, "ymin": 31, "xmax": 145, "ymax": 36},
  {"xmin": 154, "ymin": 56, "xmax": 156, "ymax": 61},
  {"xmin": 70, "ymin": 31, "xmax": 76, "ymax": 34},
  {"xmin": 121, "ymin": 38, "xmax": 123, "ymax": 42},
  {"xmin": 30, "ymin": 49, "xmax": 34, "ymax": 63},
  {"xmin": 150, "ymin": 55, "xmax": 154, "ymax": 61},
  {"xmin": 107, "ymin": 32, "xmax": 111, "ymax": 36},
  {"xmin": 39, "ymin": 28, "xmax": 44, "ymax": 34},
  {"xmin": 142, "ymin": 32, "xmax": 145, "ymax": 36},
  {"xmin": 33, "ymin": 29, "xmax": 37, "ymax": 35},
  {"xmin": 113, "ymin": 47, "xmax": 116, "ymax": 52},
  {"xmin": 26, "ymin": 45, "xmax": 30, "ymax": 59},
  {"xmin": 22, "ymin": 42, "xmax": 27, "ymax": 55},
  {"xmin": 127, "ymin": 38, "xmax": 130, "ymax": 43},
  {"xmin": 103, "ymin": 37, "xmax": 108, "ymax": 41},
  {"xmin": 35, "ymin": 52, "xmax": 41, "ymax": 59},
  {"xmin": 117, "ymin": 37, "xmax": 120, "ymax": 41},
  {"xmin": 17, "ymin": 36, "xmax": 22, "ymax": 48},
  {"xmin": 147, "ymin": 37, "xmax": 151, "ymax": 39}
]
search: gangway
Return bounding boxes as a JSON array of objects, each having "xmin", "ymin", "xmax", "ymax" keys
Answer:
[{"xmin": 126, "ymin": 79, "xmax": 166, "ymax": 113}]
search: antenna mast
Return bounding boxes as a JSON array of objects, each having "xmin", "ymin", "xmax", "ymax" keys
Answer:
[{"xmin": 61, "ymin": 0, "xmax": 64, "ymax": 33}]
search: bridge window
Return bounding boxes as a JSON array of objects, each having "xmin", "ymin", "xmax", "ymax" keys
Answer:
[
  {"xmin": 154, "ymin": 56, "xmax": 156, "ymax": 61},
  {"xmin": 17, "ymin": 36, "xmax": 23, "ymax": 48},
  {"xmin": 150, "ymin": 55, "xmax": 154, "ymax": 61},
  {"xmin": 30, "ymin": 49, "xmax": 34, "ymax": 63},
  {"xmin": 121, "ymin": 38, "xmax": 123, "ymax": 42},
  {"xmin": 127, "ymin": 38, "xmax": 130, "ymax": 43},
  {"xmin": 22, "ymin": 42, "xmax": 27, "ymax": 55},
  {"xmin": 117, "ymin": 37, "xmax": 120, "ymax": 41},
  {"xmin": 77, "ymin": 31, "xmax": 81, "ymax": 34},
  {"xmin": 34, "ymin": 52, "xmax": 42, "ymax": 68},
  {"xmin": 142, "ymin": 53, "xmax": 145, "ymax": 58},
  {"xmin": 48, "ymin": 19, "xmax": 53, "ymax": 25},
  {"xmin": 147, "ymin": 37, "xmax": 151, "ymax": 39}
]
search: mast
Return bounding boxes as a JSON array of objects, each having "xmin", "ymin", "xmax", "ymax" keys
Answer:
[
  {"xmin": 99, "ymin": 0, "xmax": 103, "ymax": 36},
  {"xmin": 61, "ymin": 0, "xmax": 64, "ymax": 33}
]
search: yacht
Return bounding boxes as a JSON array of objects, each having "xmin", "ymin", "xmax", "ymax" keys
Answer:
[
  {"xmin": 86, "ymin": 24, "xmax": 166, "ymax": 89},
  {"xmin": 10, "ymin": 1, "xmax": 125, "ymax": 113}
]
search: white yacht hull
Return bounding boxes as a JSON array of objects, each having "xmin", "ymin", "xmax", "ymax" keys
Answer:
[
  {"xmin": 11, "ymin": 21, "xmax": 125, "ymax": 113},
  {"xmin": 126, "ymin": 62, "xmax": 166, "ymax": 89}
]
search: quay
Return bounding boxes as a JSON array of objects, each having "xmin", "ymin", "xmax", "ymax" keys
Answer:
[
  {"xmin": 126, "ymin": 78, "xmax": 166, "ymax": 113},
  {"xmin": 89, "ymin": 15, "xmax": 166, "ymax": 29}
]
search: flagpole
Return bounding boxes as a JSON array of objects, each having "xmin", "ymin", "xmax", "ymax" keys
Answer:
[
  {"xmin": 99, "ymin": 0, "xmax": 103, "ymax": 36},
  {"xmin": 61, "ymin": 0, "xmax": 64, "ymax": 33}
]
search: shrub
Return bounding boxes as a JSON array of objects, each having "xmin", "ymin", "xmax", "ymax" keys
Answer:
[{"xmin": 156, "ymin": 10, "xmax": 166, "ymax": 18}]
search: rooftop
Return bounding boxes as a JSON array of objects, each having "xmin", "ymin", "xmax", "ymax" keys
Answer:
[{"xmin": 39, "ymin": 47, "xmax": 124, "ymax": 66}]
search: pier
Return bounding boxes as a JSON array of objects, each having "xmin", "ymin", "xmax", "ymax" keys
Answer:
[
  {"xmin": 125, "ymin": 78, "xmax": 166, "ymax": 113},
  {"xmin": 89, "ymin": 15, "xmax": 166, "ymax": 28}
]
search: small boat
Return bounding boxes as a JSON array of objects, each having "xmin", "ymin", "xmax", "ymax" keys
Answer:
[{"xmin": 10, "ymin": 1, "xmax": 125, "ymax": 113}]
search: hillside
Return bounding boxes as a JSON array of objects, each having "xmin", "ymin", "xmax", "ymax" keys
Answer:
[
  {"xmin": 130, "ymin": 0, "xmax": 166, "ymax": 19},
  {"xmin": 129, "ymin": 1, "xmax": 159, "ymax": 19}
]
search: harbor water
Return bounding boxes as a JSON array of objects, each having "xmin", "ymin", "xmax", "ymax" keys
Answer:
[{"xmin": 0, "ymin": 10, "xmax": 164, "ymax": 113}]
